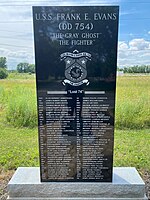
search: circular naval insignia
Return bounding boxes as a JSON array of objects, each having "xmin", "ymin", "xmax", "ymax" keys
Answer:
[
  {"xmin": 70, "ymin": 65, "xmax": 82, "ymax": 79},
  {"xmin": 65, "ymin": 63, "xmax": 87, "ymax": 83},
  {"xmin": 61, "ymin": 50, "xmax": 91, "ymax": 86}
]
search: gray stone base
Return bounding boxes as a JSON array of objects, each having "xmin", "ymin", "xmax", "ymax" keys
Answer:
[{"xmin": 7, "ymin": 167, "xmax": 148, "ymax": 200}]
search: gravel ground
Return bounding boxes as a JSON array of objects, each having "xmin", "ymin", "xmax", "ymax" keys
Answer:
[
  {"xmin": 0, "ymin": 170, "xmax": 14, "ymax": 200},
  {"xmin": 141, "ymin": 170, "xmax": 150, "ymax": 200},
  {"xmin": 0, "ymin": 170, "xmax": 149, "ymax": 200}
]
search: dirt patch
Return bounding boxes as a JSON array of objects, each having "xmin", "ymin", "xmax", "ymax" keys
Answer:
[
  {"xmin": 140, "ymin": 170, "xmax": 150, "ymax": 200},
  {"xmin": 0, "ymin": 170, "xmax": 150, "ymax": 200},
  {"xmin": 0, "ymin": 170, "xmax": 14, "ymax": 200}
]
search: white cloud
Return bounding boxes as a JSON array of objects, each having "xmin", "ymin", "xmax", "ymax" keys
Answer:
[
  {"xmin": 0, "ymin": 1, "xmax": 149, "ymax": 69},
  {"xmin": 118, "ymin": 41, "xmax": 129, "ymax": 50},
  {"xmin": 0, "ymin": 3, "xmax": 34, "ymax": 69},
  {"xmin": 129, "ymin": 38, "xmax": 150, "ymax": 51},
  {"xmin": 0, "ymin": 47, "xmax": 34, "ymax": 70},
  {"xmin": 118, "ymin": 38, "xmax": 150, "ymax": 67}
]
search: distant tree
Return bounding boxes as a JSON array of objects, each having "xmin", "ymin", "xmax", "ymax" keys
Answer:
[
  {"xmin": 145, "ymin": 65, "xmax": 150, "ymax": 73},
  {"xmin": 123, "ymin": 67, "xmax": 128, "ymax": 73},
  {"xmin": 17, "ymin": 63, "xmax": 29, "ymax": 73},
  {"xmin": 28, "ymin": 64, "xmax": 35, "ymax": 73},
  {"xmin": 0, "ymin": 68, "xmax": 8, "ymax": 79},
  {"xmin": 117, "ymin": 67, "xmax": 123, "ymax": 71},
  {"xmin": 17, "ymin": 63, "xmax": 35, "ymax": 73},
  {"xmin": 0, "ymin": 57, "xmax": 7, "ymax": 69},
  {"xmin": 123, "ymin": 65, "xmax": 150, "ymax": 73}
]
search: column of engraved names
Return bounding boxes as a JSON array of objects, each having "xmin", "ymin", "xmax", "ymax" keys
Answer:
[
  {"xmin": 82, "ymin": 95, "xmax": 112, "ymax": 180},
  {"xmin": 38, "ymin": 96, "xmax": 48, "ymax": 180},
  {"xmin": 45, "ymin": 95, "xmax": 75, "ymax": 180},
  {"xmin": 76, "ymin": 97, "xmax": 82, "ymax": 180}
]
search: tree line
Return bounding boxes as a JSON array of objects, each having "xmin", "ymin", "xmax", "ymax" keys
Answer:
[
  {"xmin": 118, "ymin": 65, "xmax": 150, "ymax": 73},
  {"xmin": 16, "ymin": 63, "xmax": 35, "ymax": 73},
  {"xmin": 0, "ymin": 57, "xmax": 35, "ymax": 79},
  {"xmin": 0, "ymin": 56, "xmax": 150, "ymax": 79}
]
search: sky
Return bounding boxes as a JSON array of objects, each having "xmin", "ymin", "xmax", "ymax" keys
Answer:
[{"xmin": 0, "ymin": 0, "xmax": 150, "ymax": 70}]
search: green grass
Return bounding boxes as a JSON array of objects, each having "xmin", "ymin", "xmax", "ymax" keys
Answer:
[
  {"xmin": 114, "ymin": 129, "xmax": 150, "ymax": 172},
  {"xmin": 0, "ymin": 121, "xmax": 149, "ymax": 172},
  {"xmin": 0, "ymin": 74, "xmax": 149, "ymax": 129},
  {"xmin": 0, "ymin": 79, "xmax": 37, "ymax": 128},
  {"xmin": 8, "ymin": 72, "xmax": 35, "ymax": 80},
  {"xmin": 5, "ymin": 87, "xmax": 37, "ymax": 128},
  {"xmin": 0, "ymin": 73, "xmax": 149, "ymax": 173},
  {"xmin": 115, "ymin": 75, "xmax": 150, "ymax": 129},
  {"xmin": 0, "ymin": 126, "xmax": 39, "ymax": 171}
]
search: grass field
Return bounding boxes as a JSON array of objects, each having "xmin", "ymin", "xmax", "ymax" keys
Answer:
[
  {"xmin": 0, "ymin": 78, "xmax": 37, "ymax": 128},
  {"xmin": 0, "ymin": 73, "xmax": 149, "ymax": 173},
  {"xmin": 0, "ymin": 122, "xmax": 149, "ymax": 173},
  {"xmin": 7, "ymin": 72, "xmax": 35, "ymax": 80},
  {"xmin": 115, "ymin": 75, "xmax": 150, "ymax": 129}
]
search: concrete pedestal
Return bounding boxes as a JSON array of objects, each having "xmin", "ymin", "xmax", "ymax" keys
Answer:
[{"xmin": 7, "ymin": 167, "xmax": 147, "ymax": 200}]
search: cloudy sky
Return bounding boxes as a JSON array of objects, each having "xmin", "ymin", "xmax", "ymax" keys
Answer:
[{"xmin": 0, "ymin": 0, "xmax": 150, "ymax": 69}]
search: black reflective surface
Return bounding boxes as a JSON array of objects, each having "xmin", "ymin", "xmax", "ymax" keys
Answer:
[{"xmin": 33, "ymin": 6, "xmax": 119, "ymax": 182}]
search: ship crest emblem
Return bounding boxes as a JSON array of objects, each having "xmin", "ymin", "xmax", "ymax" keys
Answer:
[{"xmin": 61, "ymin": 50, "xmax": 91, "ymax": 86}]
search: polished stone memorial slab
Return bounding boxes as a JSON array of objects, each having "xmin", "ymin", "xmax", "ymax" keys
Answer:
[
  {"xmin": 33, "ymin": 6, "xmax": 119, "ymax": 182},
  {"xmin": 7, "ymin": 167, "xmax": 147, "ymax": 200}
]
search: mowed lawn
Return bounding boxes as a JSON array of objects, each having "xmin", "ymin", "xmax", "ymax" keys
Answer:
[
  {"xmin": 0, "ymin": 125, "xmax": 149, "ymax": 173},
  {"xmin": 0, "ymin": 74, "xmax": 149, "ymax": 173}
]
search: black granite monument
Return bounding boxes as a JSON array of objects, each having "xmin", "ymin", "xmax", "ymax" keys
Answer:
[{"xmin": 33, "ymin": 6, "xmax": 119, "ymax": 182}]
